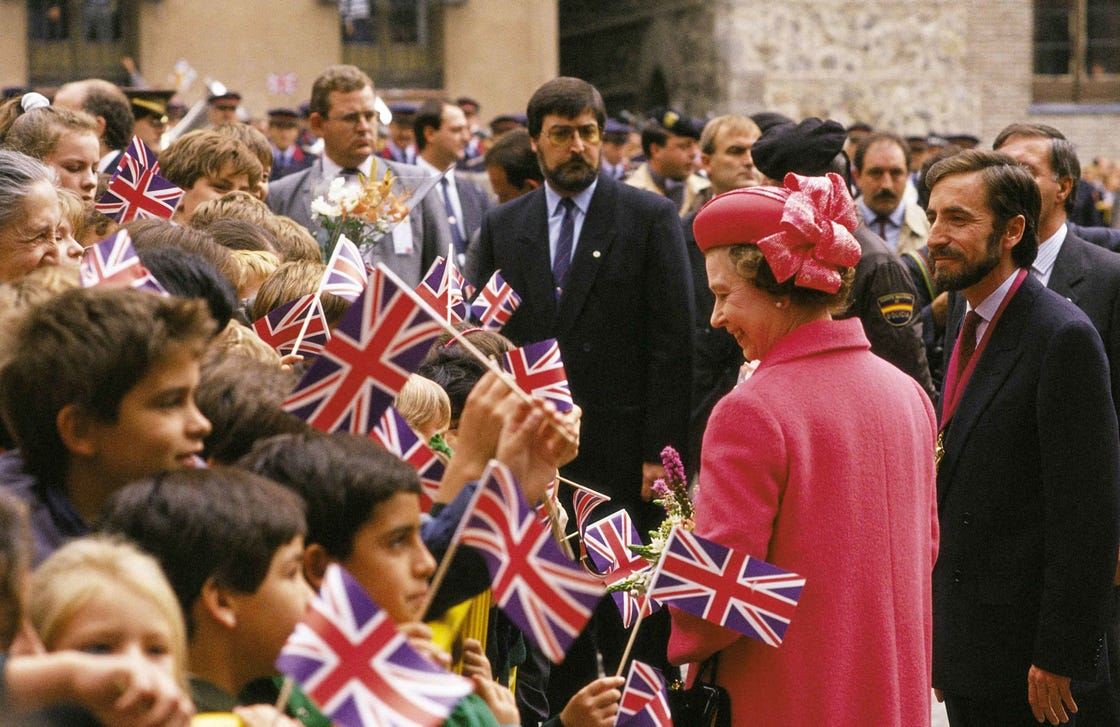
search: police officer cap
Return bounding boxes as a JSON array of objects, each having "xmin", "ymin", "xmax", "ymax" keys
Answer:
[
  {"xmin": 751, "ymin": 117, "xmax": 847, "ymax": 179},
  {"xmin": 647, "ymin": 108, "xmax": 701, "ymax": 140}
]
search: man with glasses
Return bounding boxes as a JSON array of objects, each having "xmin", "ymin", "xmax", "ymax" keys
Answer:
[
  {"xmin": 473, "ymin": 76, "xmax": 693, "ymax": 713},
  {"xmin": 267, "ymin": 64, "xmax": 449, "ymax": 286}
]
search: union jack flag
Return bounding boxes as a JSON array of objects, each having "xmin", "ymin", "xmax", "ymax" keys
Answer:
[
  {"xmin": 276, "ymin": 564, "xmax": 474, "ymax": 727},
  {"xmin": 499, "ymin": 339, "xmax": 573, "ymax": 413},
  {"xmin": 95, "ymin": 136, "xmax": 184, "ymax": 223},
  {"xmin": 252, "ymin": 293, "xmax": 331, "ymax": 357},
  {"xmin": 321, "ymin": 235, "xmax": 369, "ymax": 302},
  {"xmin": 572, "ymin": 486, "xmax": 611, "ymax": 535},
  {"xmin": 283, "ymin": 269, "xmax": 444, "ymax": 435},
  {"xmin": 415, "ymin": 257, "xmax": 471, "ymax": 322},
  {"xmin": 79, "ymin": 230, "xmax": 167, "ymax": 294},
  {"xmin": 370, "ymin": 406, "xmax": 445, "ymax": 512},
  {"xmin": 616, "ymin": 661, "xmax": 672, "ymax": 727},
  {"xmin": 648, "ymin": 527, "xmax": 804, "ymax": 647},
  {"xmin": 470, "ymin": 270, "xmax": 520, "ymax": 331},
  {"xmin": 267, "ymin": 71, "xmax": 298, "ymax": 96},
  {"xmin": 583, "ymin": 510, "xmax": 660, "ymax": 628},
  {"xmin": 454, "ymin": 460, "xmax": 603, "ymax": 662}
]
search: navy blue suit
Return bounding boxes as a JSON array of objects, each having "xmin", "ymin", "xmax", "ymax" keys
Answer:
[{"xmin": 934, "ymin": 273, "xmax": 1120, "ymax": 709}]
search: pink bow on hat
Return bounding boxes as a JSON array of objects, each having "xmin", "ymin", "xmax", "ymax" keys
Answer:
[{"xmin": 755, "ymin": 172, "xmax": 861, "ymax": 294}]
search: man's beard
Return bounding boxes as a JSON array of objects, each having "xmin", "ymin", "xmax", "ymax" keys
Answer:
[
  {"xmin": 540, "ymin": 151, "xmax": 598, "ymax": 194},
  {"xmin": 932, "ymin": 227, "xmax": 1003, "ymax": 292}
]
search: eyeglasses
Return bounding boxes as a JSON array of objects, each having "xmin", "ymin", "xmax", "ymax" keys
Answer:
[
  {"xmin": 544, "ymin": 124, "xmax": 601, "ymax": 146},
  {"xmin": 327, "ymin": 110, "xmax": 378, "ymax": 126}
]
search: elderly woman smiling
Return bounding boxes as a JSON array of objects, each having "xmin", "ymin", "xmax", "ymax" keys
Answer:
[
  {"xmin": 0, "ymin": 150, "xmax": 83, "ymax": 282},
  {"xmin": 668, "ymin": 173, "xmax": 939, "ymax": 726}
]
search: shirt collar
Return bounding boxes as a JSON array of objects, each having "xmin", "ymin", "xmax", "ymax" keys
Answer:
[
  {"xmin": 968, "ymin": 267, "xmax": 1020, "ymax": 322},
  {"xmin": 1032, "ymin": 223, "xmax": 1067, "ymax": 279},
  {"xmin": 545, "ymin": 178, "xmax": 598, "ymax": 218},
  {"xmin": 416, "ymin": 156, "xmax": 453, "ymax": 184},
  {"xmin": 858, "ymin": 199, "xmax": 904, "ymax": 227},
  {"xmin": 320, "ymin": 154, "xmax": 372, "ymax": 180}
]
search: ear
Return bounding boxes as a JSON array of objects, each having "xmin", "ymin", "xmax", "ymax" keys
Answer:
[
  {"xmin": 56, "ymin": 404, "xmax": 97, "ymax": 459},
  {"xmin": 199, "ymin": 577, "xmax": 238, "ymax": 630},
  {"xmin": 309, "ymin": 112, "xmax": 326, "ymax": 137},
  {"xmin": 1002, "ymin": 214, "xmax": 1027, "ymax": 250},
  {"xmin": 522, "ymin": 179, "xmax": 541, "ymax": 194},
  {"xmin": 302, "ymin": 543, "xmax": 330, "ymax": 591},
  {"xmin": 700, "ymin": 152, "xmax": 712, "ymax": 174},
  {"xmin": 1055, "ymin": 175, "xmax": 1075, "ymax": 208},
  {"xmin": 94, "ymin": 115, "xmax": 107, "ymax": 140},
  {"xmin": 423, "ymin": 124, "xmax": 437, "ymax": 146},
  {"xmin": 529, "ymin": 136, "xmax": 539, "ymax": 154}
]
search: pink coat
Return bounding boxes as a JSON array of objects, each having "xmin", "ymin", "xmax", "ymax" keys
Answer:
[{"xmin": 668, "ymin": 318, "xmax": 938, "ymax": 725}]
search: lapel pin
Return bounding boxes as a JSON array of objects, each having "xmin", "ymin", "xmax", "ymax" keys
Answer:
[{"xmin": 592, "ymin": 250, "xmax": 601, "ymax": 258}]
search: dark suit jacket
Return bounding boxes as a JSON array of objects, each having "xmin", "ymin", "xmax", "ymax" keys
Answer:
[
  {"xmin": 266, "ymin": 156, "xmax": 450, "ymax": 287},
  {"xmin": 1069, "ymin": 222, "xmax": 1120, "ymax": 253},
  {"xmin": 934, "ymin": 274, "xmax": 1120, "ymax": 698},
  {"xmin": 473, "ymin": 174, "xmax": 694, "ymax": 521},
  {"xmin": 1050, "ymin": 229, "xmax": 1120, "ymax": 413}
]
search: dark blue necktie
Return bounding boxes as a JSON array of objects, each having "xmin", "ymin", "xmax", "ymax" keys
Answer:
[
  {"xmin": 441, "ymin": 177, "xmax": 466, "ymax": 258},
  {"xmin": 553, "ymin": 197, "xmax": 577, "ymax": 299}
]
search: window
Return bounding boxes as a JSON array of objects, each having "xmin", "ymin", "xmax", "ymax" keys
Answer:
[
  {"xmin": 1033, "ymin": 0, "xmax": 1120, "ymax": 103},
  {"xmin": 340, "ymin": 0, "xmax": 441, "ymax": 88}
]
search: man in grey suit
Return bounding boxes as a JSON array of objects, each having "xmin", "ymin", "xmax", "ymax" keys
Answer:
[
  {"xmin": 413, "ymin": 98, "xmax": 490, "ymax": 268},
  {"xmin": 266, "ymin": 64, "xmax": 449, "ymax": 287},
  {"xmin": 995, "ymin": 122, "xmax": 1120, "ymax": 726}
]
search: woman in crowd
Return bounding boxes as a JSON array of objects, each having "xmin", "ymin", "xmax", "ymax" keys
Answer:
[
  {"xmin": 4, "ymin": 104, "xmax": 100, "ymax": 203},
  {"xmin": 0, "ymin": 150, "xmax": 83, "ymax": 281},
  {"xmin": 668, "ymin": 173, "xmax": 938, "ymax": 725}
]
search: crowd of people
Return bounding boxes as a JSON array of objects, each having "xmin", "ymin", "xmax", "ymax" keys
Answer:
[{"xmin": 0, "ymin": 59, "xmax": 1117, "ymax": 727}]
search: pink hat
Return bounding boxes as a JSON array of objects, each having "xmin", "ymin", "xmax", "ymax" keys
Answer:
[{"xmin": 693, "ymin": 172, "xmax": 861, "ymax": 294}]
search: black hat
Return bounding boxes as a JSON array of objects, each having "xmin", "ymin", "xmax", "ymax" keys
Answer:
[
  {"xmin": 647, "ymin": 108, "xmax": 702, "ymax": 140},
  {"xmin": 603, "ymin": 117, "xmax": 632, "ymax": 141},
  {"xmin": 750, "ymin": 111, "xmax": 795, "ymax": 134},
  {"xmin": 207, "ymin": 91, "xmax": 241, "ymax": 105},
  {"xmin": 388, "ymin": 101, "xmax": 418, "ymax": 121},
  {"xmin": 945, "ymin": 133, "xmax": 980, "ymax": 149},
  {"xmin": 489, "ymin": 113, "xmax": 527, "ymax": 134},
  {"xmin": 267, "ymin": 108, "xmax": 300, "ymax": 126},
  {"xmin": 124, "ymin": 88, "xmax": 175, "ymax": 122},
  {"xmin": 751, "ymin": 118, "xmax": 847, "ymax": 179}
]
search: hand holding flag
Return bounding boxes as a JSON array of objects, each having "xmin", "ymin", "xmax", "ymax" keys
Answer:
[{"xmin": 276, "ymin": 564, "xmax": 474, "ymax": 727}]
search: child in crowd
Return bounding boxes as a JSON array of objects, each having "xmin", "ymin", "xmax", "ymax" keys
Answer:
[
  {"xmin": 249, "ymin": 259, "xmax": 349, "ymax": 326},
  {"xmin": 29, "ymin": 537, "xmax": 188, "ymax": 686},
  {"xmin": 3, "ymin": 106, "xmax": 100, "ymax": 203},
  {"xmin": 0, "ymin": 494, "xmax": 193, "ymax": 726},
  {"xmin": 98, "ymin": 466, "xmax": 310, "ymax": 725},
  {"xmin": 55, "ymin": 188, "xmax": 86, "ymax": 261},
  {"xmin": 395, "ymin": 373, "xmax": 452, "ymax": 443},
  {"xmin": 0, "ymin": 287, "xmax": 214, "ymax": 563},
  {"xmin": 188, "ymin": 190, "xmax": 277, "ymax": 235},
  {"xmin": 213, "ymin": 122, "xmax": 274, "ymax": 201},
  {"xmin": 159, "ymin": 130, "xmax": 262, "ymax": 223}
]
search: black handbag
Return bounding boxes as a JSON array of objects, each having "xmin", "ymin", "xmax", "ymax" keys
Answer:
[{"xmin": 666, "ymin": 654, "xmax": 731, "ymax": 727}]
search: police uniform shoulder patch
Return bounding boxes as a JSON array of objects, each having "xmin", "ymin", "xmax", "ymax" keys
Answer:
[{"xmin": 877, "ymin": 292, "xmax": 915, "ymax": 327}]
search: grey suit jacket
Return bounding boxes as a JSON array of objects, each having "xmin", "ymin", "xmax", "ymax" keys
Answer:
[
  {"xmin": 266, "ymin": 156, "xmax": 450, "ymax": 287},
  {"xmin": 454, "ymin": 173, "xmax": 490, "ymax": 241}
]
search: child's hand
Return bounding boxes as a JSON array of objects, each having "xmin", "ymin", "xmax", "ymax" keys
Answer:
[
  {"xmin": 472, "ymin": 675, "xmax": 519, "ymax": 725},
  {"xmin": 438, "ymin": 372, "xmax": 519, "ymax": 499},
  {"xmin": 459, "ymin": 637, "xmax": 493, "ymax": 681},
  {"xmin": 558, "ymin": 675, "xmax": 625, "ymax": 727},
  {"xmin": 234, "ymin": 704, "xmax": 303, "ymax": 727},
  {"xmin": 496, "ymin": 397, "xmax": 574, "ymax": 505},
  {"xmin": 70, "ymin": 652, "xmax": 195, "ymax": 727},
  {"xmin": 398, "ymin": 621, "xmax": 452, "ymax": 670}
]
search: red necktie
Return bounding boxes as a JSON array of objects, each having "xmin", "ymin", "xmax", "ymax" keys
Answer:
[{"xmin": 956, "ymin": 310, "xmax": 982, "ymax": 374}]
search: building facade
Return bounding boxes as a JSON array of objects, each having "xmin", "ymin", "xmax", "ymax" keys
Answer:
[
  {"xmin": 3, "ymin": 0, "xmax": 557, "ymax": 126},
  {"xmin": 560, "ymin": 0, "xmax": 1120, "ymax": 160}
]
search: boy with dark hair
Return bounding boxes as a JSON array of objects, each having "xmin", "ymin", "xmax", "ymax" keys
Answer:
[
  {"xmin": 97, "ymin": 466, "xmax": 310, "ymax": 716},
  {"xmin": 0, "ymin": 287, "xmax": 214, "ymax": 564}
]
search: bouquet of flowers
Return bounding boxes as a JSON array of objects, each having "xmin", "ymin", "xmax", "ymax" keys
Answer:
[
  {"xmin": 606, "ymin": 444, "xmax": 694, "ymax": 597},
  {"xmin": 310, "ymin": 169, "xmax": 410, "ymax": 262}
]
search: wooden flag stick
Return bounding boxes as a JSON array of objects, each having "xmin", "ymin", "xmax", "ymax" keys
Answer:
[
  {"xmin": 419, "ymin": 531, "xmax": 465, "ymax": 619},
  {"xmin": 375, "ymin": 263, "xmax": 577, "ymax": 447},
  {"xmin": 615, "ymin": 608, "xmax": 647, "ymax": 677},
  {"xmin": 556, "ymin": 474, "xmax": 609, "ymax": 499},
  {"xmin": 270, "ymin": 676, "xmax": 295, "ymax": 725},
  {"xmin": 287, "ymin": 293, "xmax": 320, "ymax": 359}
]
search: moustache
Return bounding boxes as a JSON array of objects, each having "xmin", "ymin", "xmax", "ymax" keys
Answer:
[{"xmin": 872, "ymin": 190, "xmax": 897, "ymax": 202}]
